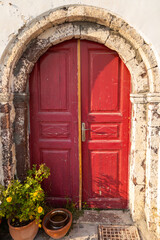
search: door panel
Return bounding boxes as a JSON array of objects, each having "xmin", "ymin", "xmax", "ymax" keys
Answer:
[
  {"xmin": 90, "ymin": 151, "xmax": 119, "ymax": 198},
  {"xmin": 81, "ymin": 40, "xmax": 130, "ymax": 209},
  {"xmin": 39, "ymin": 51, "xmax": 68, "ymax": 110},
  {"xmin": 89, "ymin": 51, "xmax": 119, "ymax": 112},
  {"xmin": 41, "ymin": 150, "xmax": 71, "ymax": 197},
  {"xmin": 29, "ymin": 40, "xmax": 79, "ymax": 206}
]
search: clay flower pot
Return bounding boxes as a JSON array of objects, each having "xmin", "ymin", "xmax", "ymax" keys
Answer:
[
  {"xmin": 8, "ymin": 219, "xmax": 39, "ymax": 240},
  {"xmin": 42, "ymin": 208, "xmax": 72, "ymax": 239},
  {"xmin": 48, "ymin": 209, "xmax": 69, "ymax": 229}
]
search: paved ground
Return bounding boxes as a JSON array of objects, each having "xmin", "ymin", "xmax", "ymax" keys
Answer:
[{"xmin": 0, "ymin": 210, "xmax": 138, "ymax": 240}]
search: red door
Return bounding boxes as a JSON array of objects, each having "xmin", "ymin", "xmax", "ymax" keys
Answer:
[
  {"xmin": 29, "ymin": 41, "xmax": 79, "ymax": 206},
  {"xmin": 29, "ymin": 40, "xmax": 130, "ymax": 209},
  {"xmin": 81, "ymin": 41, "xmax": 130, "ymax": 209}
]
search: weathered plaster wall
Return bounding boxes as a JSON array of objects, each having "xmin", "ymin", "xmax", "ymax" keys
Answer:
[{"xmin": 1, "ymin": 0, "xmax": 160, "ymax": 64}]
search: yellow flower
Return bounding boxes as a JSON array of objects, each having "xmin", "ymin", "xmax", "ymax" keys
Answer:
[
  {"xmin": 6, "ymin": 197, "xmax": 12, "ymax": 203},
  {"xmin": 33, "ymin": 191, "xmax": 38, "ymax": 197},
  {"xmin": 38, "ymin": 223, "xmax": 42, "ymax": 228},
  {"xmin": 38, "ymin": 206, "xmax": 43, "ymax": 213},
  {"xmin": 29, "ymin": 215, "xmax": 33, "ymax": 220}
]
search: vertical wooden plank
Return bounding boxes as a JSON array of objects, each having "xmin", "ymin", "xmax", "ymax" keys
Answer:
[{"xmin": 78, "ymin": 39, "xmax": 82, "ymax": 210}]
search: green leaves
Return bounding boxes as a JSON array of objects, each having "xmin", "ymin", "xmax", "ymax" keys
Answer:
[{"xmin": 0, "ymin": 164, "xmax": 50, "ymax": 225}]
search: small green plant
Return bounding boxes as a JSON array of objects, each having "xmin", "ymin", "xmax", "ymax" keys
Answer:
[
  {"xmin": 82, "ymin": 201, "xmax": 89, "ymax": 210},
  {"xmin": 65, "ymin": 198, "xmax": 77, "ymax": 215},
  {"xmin": 0, "ymin": 164, "xmax": 50, "ymax": 227},
  {"xmin": 0, "ymin": 183, "xmax": 4, "ymax": 202},
  {"xmin": 65, "ymin": 199, "xmax": 89, "ymax": 222}
]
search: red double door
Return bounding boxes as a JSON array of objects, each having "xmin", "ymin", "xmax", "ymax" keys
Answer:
[{"xmin": 29, "ymin": 40, "xmax": 130, "ymax": 209}]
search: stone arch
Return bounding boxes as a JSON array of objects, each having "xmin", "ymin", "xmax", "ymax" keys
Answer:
[
  {"xmin": 12, "ymin": 21, "xmax": 149, "ymax": 94},
  {"xmin": 0, "ymin": 6, "xmax": 159, "ymax": 93},
  {"xmin": 0, "ymin": 5, "xmax": 160, "ymax": 238}
]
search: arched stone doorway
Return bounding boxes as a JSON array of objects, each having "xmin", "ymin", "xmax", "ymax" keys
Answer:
[
  {"xmin": 0, "ymin": 5, "xmax": 160, "ymax": 238},
  {"xmin": 29, "ymin": 39, "xmax": 131, "ymax": 210}
]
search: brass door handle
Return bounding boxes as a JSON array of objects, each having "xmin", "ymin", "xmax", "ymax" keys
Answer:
[
  {"xmin": 82, "ymin": 122, "xmax": 91, "ymax": 142},
  {"xmin": 82, "ymin": 122, "xmax": 86, "ymax": 142},
  {"xmin": 82, "ymin": 123, "xmax": 107, "ymax": 142}
]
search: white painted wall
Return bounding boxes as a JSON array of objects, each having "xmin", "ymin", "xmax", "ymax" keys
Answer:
[{"xmin": 0, "ymin": 0, "xmax": 160, "ymax": 61}]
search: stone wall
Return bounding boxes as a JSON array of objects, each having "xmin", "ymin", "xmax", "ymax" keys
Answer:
[{"xmin": 0, "ymin": 4, "xmax": 160, "ymax": 240}]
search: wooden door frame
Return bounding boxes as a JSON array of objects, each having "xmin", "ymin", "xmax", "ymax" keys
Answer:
[{"xmin": 77, "ymin": 39, "xmax": 82, "ymax": 210}]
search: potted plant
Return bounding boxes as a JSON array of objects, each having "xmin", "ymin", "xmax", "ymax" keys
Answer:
[{"xmin": 0, "ymin": 164, "xmax": 50, "ymax": 240}]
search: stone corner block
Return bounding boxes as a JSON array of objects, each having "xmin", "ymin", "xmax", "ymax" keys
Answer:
[
  {"xmin": 119, "ymin": 23, "xmax": 144, "ymax": 49},
  {"xmin": 138, "ymin": 44, "xmax": 158, "ymax": 70}
]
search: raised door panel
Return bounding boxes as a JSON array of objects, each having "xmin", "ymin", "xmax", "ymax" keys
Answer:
[
  {"xmin": 90, "ymin": 51, "xmax": 119, "ymax": 112},
  {"xmin": 39, "ymin": 52, "xmax": 68, "ymax": 111},
  {"xmin": 90, "ymin": 124, "xmax": 119, "ymax": 140},
  {"xmin": 89, "ymin": 151, "xmax": 119, "ymax": 196},
  {"xmin": 41, "ymin": 150, "xmax": 71, "ymax": 198},
  {"xmin": 40, "ymin": 123, "xmax": 70, "ymax": 139}
]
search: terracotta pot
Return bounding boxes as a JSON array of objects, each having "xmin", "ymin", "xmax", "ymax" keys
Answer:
[
  {"xmin": 8, "ymin": 219, "xmax": 39, "ymax": 240},
  {"xmin": 48, "ymin": 209, "xmax": 69, "ymax": 229},
  {"xmin": 42, "ymin": 208, "xmax": 72, "ymax": 239}
]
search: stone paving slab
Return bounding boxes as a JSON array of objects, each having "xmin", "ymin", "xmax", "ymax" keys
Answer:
[
  {"xmin": 35, "ymin": 223, "xmax": 98, "ymax": 240},
  {"xmin": 78, "ymin": 210, "xmax": 133, "ymax": 225},
  {"xmin": 0, "ymin": 210, "xmax": 134, "ymax": 240}
]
